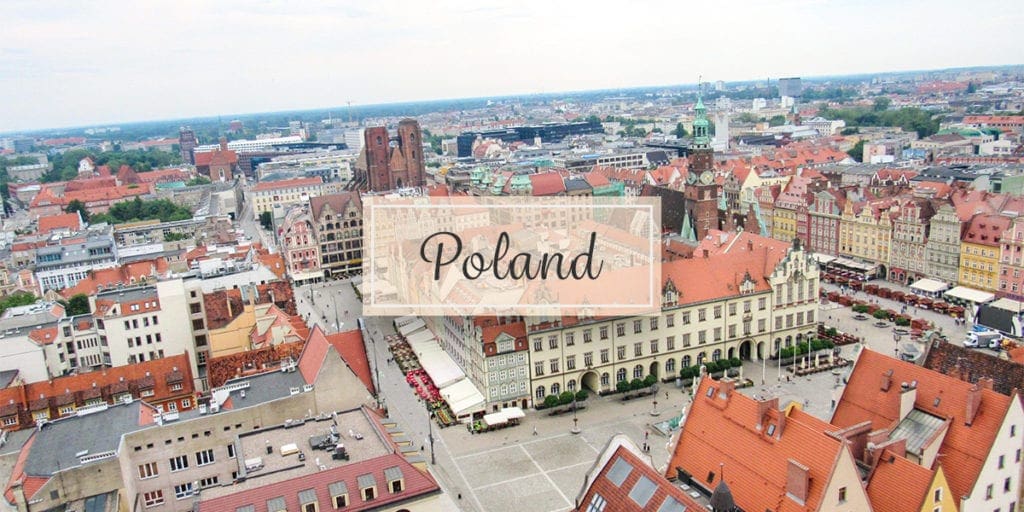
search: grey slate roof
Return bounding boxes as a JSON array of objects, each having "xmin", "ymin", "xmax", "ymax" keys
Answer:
[
  {"xmin": 356, "ymin": 474, "xmax": 376, "ymax": 489},
  {"xmin": 328, "ymin": 481, "xmax": 348, "ymax": 496},
  {"xmin": 25, "ymin": 401, "xmax": 151, "ymax": 476},
  {"xmin": 383, "ymin": 466, "xmax": 403, "ymax": 482},
  {"xmin": 297, "ymin": 489, "xmax": 317, "ymax": 504}
]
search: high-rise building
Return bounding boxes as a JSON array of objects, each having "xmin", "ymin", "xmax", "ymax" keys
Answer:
[
  {"xmin": 178, "ymin": 127, "xmax": 198, "ymax": 165},
  {"xmin": 778, "ymin": 77, "xmax": 802, "ymax": 98},
  {"xmin": 356, "ymin": 119, "xmax": 426, "ymax": 192}
]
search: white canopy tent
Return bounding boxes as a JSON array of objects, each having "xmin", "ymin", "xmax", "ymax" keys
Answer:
[
  {"xmin": 405, "ymin": 329, "xmax": 436, "ymax": 346},
  {"xmin": 398, "ymin": 319, "xmax": 426, "ymax": 337},
  {"xmin": 943, "ymin": 286, "xmax": 995, "ymax": 305},
  {"xmin": 394, "ymin": 315, "xmax": 418, "ymax": 328},
  {"xmin": 440, "ymin": 378, "xmax": 486, "ymax": 419},
  {"xmin": 910, "ymin": 278, "xmax": 949, "ymax": 297}
]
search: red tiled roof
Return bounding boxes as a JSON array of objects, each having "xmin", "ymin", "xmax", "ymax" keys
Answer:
[
  {"xmin": 577, "ymin": 436, "xmax": 704, "ymax": 512},
  {"xmin": 37, "ymin": 213, "xmax": 82, "ymax": 234},
  {"xmin": 59, "ymin": 258, "xmax": 169, "ymax": 298},
  {"xmin": 865, "ymin": 448, "xmax": 935, "ymax": 512},
  {"xmin": 667, "ymin": 376, "xmax": 849, "ymax": 512},
  {"xmin": 962, "ymin": 213, "xmax": 1011, "ymax": 247},
  {"xmin": 326, "ymin": 330, "xmax": 375, "ymax": 395},
  {"xmin": 197, "ymin": 451, "xmax": 439, "ymax": 512},
  {"xmin": 3, "ymin": 434, "xmax": 48, "ymax": 503},
  {"xmin": 830, "ymin": 349, "xmax": 1015, "ymax": 500},
  {"xmin": 298, "ymin": 325, "xmax": 331, "ymax": 384},
  {"xmin": 27, "ymin": 327, "xmax": 57, "ymax": 346},
  {"xmin": 528, "ymin": 171, "xmax": 566, "ymax": 196},
  {"xmin": 664, "ymin": 234, "xmax": 785, "ymax": 304},
  {"xmin": 253, "ymin": 176, "xmax": 322, "ymax": 191}
]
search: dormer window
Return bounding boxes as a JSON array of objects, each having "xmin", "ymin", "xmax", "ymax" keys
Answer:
[
  {"xmin": 357, "ymin": 474, "xmax": 377, "ymax": 501},
  {"xmin": 298, "ymin": 489, "xmax": 318, "ymax": 512},
  {"xmin": 329, "ymin": 481, "xmax": 348, "ymax": 509},
  {"xmin": 385, "ymin": 466, "xmax": 405, "ymax": 493}
]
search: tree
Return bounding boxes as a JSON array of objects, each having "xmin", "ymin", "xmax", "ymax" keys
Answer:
[
  {"xmin": 873, "ymin": 97, "xmax": 892, "ymax": 112},
  {"xmin": 574, "ymin": 389, "xmax": 588, "ymax": 401},
  {"xmin": 585, "ymin": 115, "xmax": 602, "ymax": 125},
  {"xmin": 64, "ymin": 294, "xmax": 91, "ymax": 316},
  {"xmin": 558, "ymin": 391, "xmax": 576, "ymax": 406},
  {"xmin": 768, "ymin": 115, "xmax": 787, "ymax": 127},
  {"xmin": 186, "ymin": 176, "xmax": 211, "ymax": 186},
  {"xmin": 672, "ymin": 123, "xmax": 688, "ymax": 139},
  {"xmin": 164, "ymin": 232, "xmax": 188, "ymax": 242},
  {"xmin": 0, "ymin": 292, "xmax": 37, "ymax": 315},
  {"xmin": 966, "ymin": 82, "xmax": 977, "ymax": 94},
  {"xmin": 65, "ymin": 199, "xmax": 90, "ymax": 222},
  {"xmin": 643, "ymin": 374, "xmax": 657, "ymax": 387},
  {"xmin": 542, "ymin": 395, "xmax": 560, "ymax": 408},
  {"xmin": 629, "ymin": 378, "xmax": 644, "ymax": 391},
  {"xmin": 616, "ymin": 380, "xmax": 630, "ymax": 394},
  {"xmin": 847, "ymin": 140, "xmax": 866, "ymax": 162},
  {"xmin": 259, "ymin": 211, "xmax": 273, "ymax": 230}
]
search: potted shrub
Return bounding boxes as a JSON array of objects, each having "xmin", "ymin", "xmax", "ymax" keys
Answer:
[
  {"xmin": 643, "ymin": 374, "xmax": 657, "ymax": 388},
  {"xmin": 575, "ymin": 389, "xmax": 588, "ymax": 402},
  {"xmin": 616, "ymin": 380, "xmax": 630, "ymax": 394},
  {"xmin": 873, "ymin": 309, "xmax": 890, "ymax": 320},
  {"xmin": 630, "ymin": 378, "xmax": 644, "ymax": 391},
  {"xmin": 728, "ymin": 357, "xmax": 742, "ymax": 369},
  {"xmin": 559, "ymin": 391, "xmax": 576, "ymax": 407}
]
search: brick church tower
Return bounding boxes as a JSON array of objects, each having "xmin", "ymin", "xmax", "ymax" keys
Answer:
[
  {"xmin": 683, "ymin": 95, "xmax": 720, "ymax": 240},
  {"xmin": 360, "ymin": 119, "xmax": 426, "ymax": 192}
]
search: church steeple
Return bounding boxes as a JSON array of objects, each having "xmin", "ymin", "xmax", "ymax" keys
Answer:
[{"xmin": 692, "ymin": 88, "xmax": 711, "ymax": 149}]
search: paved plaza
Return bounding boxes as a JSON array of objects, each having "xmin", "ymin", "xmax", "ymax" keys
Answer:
[{"xmin": 294, "ymin": 277, "xmax": 977, "ymax": 512}]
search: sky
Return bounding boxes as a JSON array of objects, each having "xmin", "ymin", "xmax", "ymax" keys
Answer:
[{"xmin": 1, "ymin": 0, "xmax": 1021, "ymax": 133}]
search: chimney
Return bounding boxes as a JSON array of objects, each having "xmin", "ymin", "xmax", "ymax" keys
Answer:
[
  {"xmin": 785, "ymin": 459, "xmax": 809, "ymax": 503},
  {"xmin": 718, "ymin": 378, "xmax": 736, "ymax": 398},
  {"xmin": 757, "ymin": 396, "xmax": 779, "ymax": 422},
  {"xmin": 226, "ymin": 295, "xmax": 233, "ymax": 319},
  {"xmin": 219, "ymin": 136, "xmax": 228, "ymax": 151},
  {"xmin": 864, "ymin": 429, "xmax": 891, "ymax": 467},
  {"xmin": 977, "ymin": 377, "xmax": 994, "ymax": 391},
  {"xmin": 879, "ymin": 369, "xmax": 894, "ymax": 391},
  {"xmin": 965, "ymin": 384, "xmax": 982, "ymax": 425},
  {"xmin": 899, "ymin": 381, "xmax": 917, "ymax": 422},
  {"xmin": 703, "ymin": 249, "xmax": 709, "ymax": 258},
  {"xmin": 747, "ymin": 240, "xmax": 754, "ymax": 252}
]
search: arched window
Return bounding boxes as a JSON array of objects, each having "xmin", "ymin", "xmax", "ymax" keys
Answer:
[
  {"xmin": 682, "ymin": 355, "xmax": 691, "ymax": 368},
  {"xmin": 567, "ymin": 379, "xmax": 576, "ymax": 391},
  {"xmin": 712, "ymin": 349, "xmax": 722, "ymax": 362},
  {"xmin": 665, "ymin": 358, "xmax": 676, "ymax": 373},
  {"xmin": 633, "ymin": 364, "xmax": 643, "ymax": 379},
  {"xmin": 551, "ymin": 383, "xmax": 560, "ymax": 395},
  {"xmin": 785, "ymin": 335, "xmax": 793, "ymax": 347},
  {"xmin": 697, "ymin": 352, "xmax": 706, "ymax": 364},
  {"xmin": 600, "ymin": 373, "xmax": 610, "ymax": 386},
  {"xmin": 616, "ymin": 368, "xmax": 627, "ymax": 383},
  {"xmin": 535, "ymin": 386, "xmax": 545, "ymax": 399}
]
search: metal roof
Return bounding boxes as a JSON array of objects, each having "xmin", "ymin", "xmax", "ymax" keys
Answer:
[{"xmin": 891, "ymin": 408, "xmax": 946, "ymax": 456}]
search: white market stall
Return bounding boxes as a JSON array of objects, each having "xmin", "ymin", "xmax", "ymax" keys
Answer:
[
  {"xmin": 397, "ymin": 318, "xmax": 427, "ymax": 337},
  {"xmin": 910, "ymin": 278, "xmax": 949, "ymax": 298},
  {"xmin": 440, "ymin": 378, "xmax": 486, "ymax": 421}
]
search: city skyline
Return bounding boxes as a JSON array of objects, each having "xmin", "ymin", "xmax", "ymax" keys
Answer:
[{"xmin": 2, "ymin": 0, "xmax": 1023, "ymax": 132}]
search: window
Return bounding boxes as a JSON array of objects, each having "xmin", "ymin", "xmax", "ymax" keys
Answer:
[
  {"xmin": 634, "ymin": 342, "xmax": 643, "ymax": 357},
  {"xmin": 601, "ymin": 349, "xmax": 609, "ymax": 364},
  {"xmin": 616, "ymin": 323, "xmax": 625, "ymax": 336},
  {"xmin": 682, "ymin": 333, "xmax": 691, "ymax": 347},
  {"xmin": 1006, "ymin": 477, "xmax": 1012, "ymax": 493},
  {"xmin": 838, "ymin": 486, "xmax": 847, "ymax": 503},
  {"xmin": 1013, "ymin": 425, "xmax": 1017, "ymax": 437},
  {"xmin": 227, "ymin": 444, "xmax": 236, "ymax": 458},
  {"xmin": 169, "ymin": 455, "xmax": 188, "ymax": 472},
  {"xmin": 698, "ymin": 309, "xmax": 706, "ymax": 321},
  {"xmin": 200, "ymin": 476, "xmax": 219, "ymax": 488},
  {"xmin": 714, "ymin": 306, "xmax": 722, "ymax": 319},
  {"xmin": 600, "ymin": 326, "xmax": 609, "ymax": 340},
  {"xmin": 649, "ymin": 317, "xmax": 658, "ymax": 330},
  {"xmin": 665, "ymin": 314, "xmax": 674, "ymax": 328},
  {"xmin": 549, "ymin": 359, "xmax": 559, "ymax": 373},
  {"xmin": 548, "ymin": 335, "xmax": 558, "ymax": 350},
  {"xmin": 666, "ymin": 336, "xmax": 675, "ymax": 351},
  {"xmin": 138, "ymin": 462, "xmax": 158, "ymax": 479},
  {"xmin": 390, "ymin": 479, "xmax": 403, "ymax": 493},
  {"xmin": 566, "ymin": 355, "xmax": 576, "ymax": 370},
  {"xmin": 713, "ymin": 327, "xmax": 722, "ymax": 341},
  {"xmin": 536, "ymin": 386, "xmax": 545, "ymax": 399},
  {"xmin": 665, "ymin": 358, "xmax": 676, "ymax": 373},
  {"xmin": 617, "ymin": 368, "xmax": 627, "ymax": 382},
  {"xmin": 533, "ymin": 339, "xmax": 542, "ymax": 352},
  {"xmin": 586, "ymin": 493, "xmax": 607, "ymax": 512},
  {"xmin": 182, "ymin": 399, "xmax": 191, "ymax": 408},
  {"xmin": 987, "ymin": 484, "xmax": 994, "ymax": 500},
  {"xmin": 633, "ymin": 365, "xmax": 643, "ymax": 379},
  {"xmin": 729, "ymin": 303, "xmax": 737, "ymax": 316},
  {"xmin": 633, "ymin": 320, "xmax": 642, "ymax": 333},
  {"xmin": 534, "ymin": 362, "xmax": 544, "ymax": 376},
  {"xmin": 362, "ymin": 487, "xmax": 376, "ymax": 501},
  {"xmin": 195, "ymin": 448, "xmax": 215, "ymax": 466},
  {"xmin": 565, "ymin": 332, "xmax": 574, "ymax": 346},
  {"xmin": 583, "ymin": 330, "xmax": 592, "ymax": 343},
  {"xmin": 174, "ymin": 482, "xmax": 195, "ymax": 499},
  {"xmin": 698, "ymin": 331, "xmax": 707, "ymax": 344},
  {"xmin": 1000, "ymin": 455, "xmax": 1005, "ymax": 469},
  {"xmin": 144, "ymin": 490, "xmax": 164, "ymax": 508},
  {"xmin": 650, "ymin": 339, "xmax": 659, "ymax": 354},
  {"xmin": 728, "ymin": 325, "xmax": 736, "ymax": 338},
  {"xmin": 333, "ymin": 494, "xmax": 348, "ymax": 508},
  {"xmin": 617, "ymin": 346, "xmax": 626, "ymax": 360},
  {"xmin": 682, "ymin": 312, "xmax": 691, "ymax": 324}
]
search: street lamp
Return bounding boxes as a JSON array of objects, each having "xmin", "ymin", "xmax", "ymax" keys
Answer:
[
  {"xmin": 651, "ymin": 397, "xmax": 660, "ymax": 416},
  {"xmin": 426, "ymin": 403, "xmax": 436, "ymax": 465},
  {"xmin": 570, "ymin": 400, "xmax": 581, "ymax": 434}
]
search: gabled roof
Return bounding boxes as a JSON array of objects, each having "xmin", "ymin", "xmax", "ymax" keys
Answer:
[
  {"xmin": 528, "ymin": 171, "xmax": 566, "ymax": 196},
  {"xmin": 663, "ymin": 233, "xmax": 786, "ymax": 304},
  {"xmin": 309, "ymin": 192, "xmax": 360, "ymax": 221},
  {"xmin": 325, "ymin": 330, "xmax": 375, "ymax": 395},
  {"xmin": 961, "ymin": 213, "xmax": 1011, "ymax": 247},
  {"xmin": 667, "ymin": 376, "xmax": 848, "ymax": 512},
  {"xmin": 865, "ymin": 448, "xmax": 937, "ymax": 512},
  {"xmin": 577, "ymin": 434, "xmax": 703, "ymax": 512},
  {"xmin": 831, "ymin": 349, "xmax": 1015, "ymax": 500}
]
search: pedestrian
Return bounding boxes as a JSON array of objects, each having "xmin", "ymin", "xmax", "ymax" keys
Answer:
[
  {"xmin": 665, "ymin": 392, "xmax": 669, "ymax": 400},
  {"xmin": 644, "ymin": 431, "xmax": 649, "ymax": 440},
  {"xmin": 533, "ymin": 426, "xmax": 538, "ymax": 436}
]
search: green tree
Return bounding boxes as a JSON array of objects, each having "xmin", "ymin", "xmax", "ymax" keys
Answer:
[
  {"xmin": 65, "ymin": 199, "xmax": 90, "ymax": 222},
  {"xmin": 259, "ymin": 211, "xmax": 273, "ymax": 229},
  {"xmin": 574, "ymin": 389, "xmax": 588, "ymax": 401},
  {"xmin": 542, "ymin": 394, "xmax": 560, "ymax": 408},
  {"xmin": 63, "ymin": 294, "xmax": 91, "ymax": 316},
  {"xmin": 585, "ymin": 115, "xmax": 602, "ymax": 125},
  {"xmin": 672, "ymin": 123, "xmax": 689, "ymax": 139},
  {"xmin": 873, "ymin": 97, "xmax": 892, "ymax": 112},
  {"xmin": 0, "ymin": 292, "xmax": 37, "ymax": 315},
  {"xmin": 847, "ymin": 140, "xmax": 866, "ymax": 162},
  {"xmin": 966, "ymin": 82, "xmax": 977, "ymax": 94},
  {"xmin": 164, "ymin": 232, "xmax": 188, "ymax": 242},
  {"xmin": 616, "ymin": 380, "xmax": 630, "ymax": 394},
  {"xmin": 186, "ymin": 176, "xmax": 211, "ymax": 186},
  {"xmin": 768, "ymin": 115, "xmax": 787, "ymax": 127},
  {"xmin": 558, "ymin": 391, "xmax": 576, "ymax": 406}
]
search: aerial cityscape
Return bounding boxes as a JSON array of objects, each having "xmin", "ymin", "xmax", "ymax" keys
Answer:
[{"xmin": 2, "ymin": 2, "xmax": 1024, "ymax": 512}]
